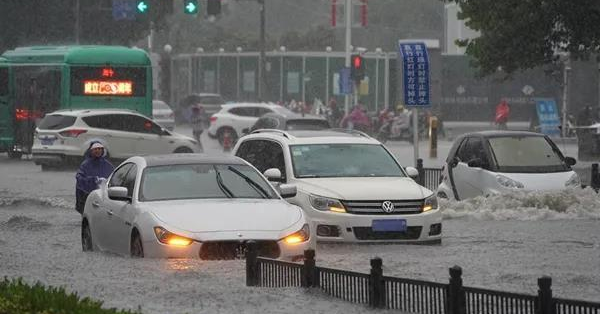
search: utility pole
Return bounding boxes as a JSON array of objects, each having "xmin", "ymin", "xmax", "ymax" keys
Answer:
[
  {"xmin": 344, "ymin": 0, "xmax": 352, "ymax": 114},
  {"xmin": 74, "ymin": 0, "xmax": 81, "ymax": 44},
  {"xmin": 258, "ymin": 0, "xmax": 266, "ymax": 101}
]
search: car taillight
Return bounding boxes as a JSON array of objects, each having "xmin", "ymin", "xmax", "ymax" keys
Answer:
[
  {"xmin": 169, "ymin": 112, "xmax": 174, "ymax": 118},
  {"xmin": 15, "ymin": 108, "xmax": 42, "ymax": 121},
  {"xmin": 210, "ymin": 116, "xmax": 217, "ymax": 123},
  {"xmin": 59, "ymin": 129, "xmax": 88, "ymax": 138}
]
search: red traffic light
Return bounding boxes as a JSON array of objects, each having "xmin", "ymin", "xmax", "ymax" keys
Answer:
[{"xmin": 353, "ymin": 55, "xmax": 362, "ymax": 68}]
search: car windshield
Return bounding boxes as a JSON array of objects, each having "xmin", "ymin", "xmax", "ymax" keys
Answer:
[
  {"xmin": 139, "ymin": 164, "xmax": 277, "ymax": 201},
  {"xmin": 487, "ymin": 136, "xmax": 569, "ymax": 172},
  {"xmin": 290, "ymin": 144, "xmax": 405, "ymax": 178},
  {"xmin": 286, "ymin": 119, "xmax": 330, "ymax": 130}
]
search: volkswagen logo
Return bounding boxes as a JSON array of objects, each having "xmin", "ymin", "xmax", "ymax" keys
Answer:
[{"xmin": 381, "ymin": 201, "xmax": 395, "ymax": 213}]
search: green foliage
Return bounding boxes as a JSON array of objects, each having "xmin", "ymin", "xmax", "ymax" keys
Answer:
[
  {"xmin": 0, "ymin": 277, "xmax": 140, "ymax": 314},
  {"xmin": 447, "ymin": 0, "xmax": 600, "ymax": 76}
]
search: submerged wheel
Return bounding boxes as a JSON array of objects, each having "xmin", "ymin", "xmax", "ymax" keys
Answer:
[
  {"xmin": 7, "ymin": 150, "xmax": 22, "ymax": 159},
  {"xmin": 82, "ymin": 221, "xmax": 93, "ymax": 252},
  {"xmin": 130, "ymin": 232, "xmax": 144, "ymax": 258}
]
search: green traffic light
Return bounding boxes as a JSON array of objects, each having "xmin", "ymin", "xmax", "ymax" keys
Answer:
[
  {"xmin": 184, "ymin": 0, "xmax": 198, "ymax": 14},
  {"xmin": 137, "ymin": 0, "xmax": 148, "ymax": 13}
]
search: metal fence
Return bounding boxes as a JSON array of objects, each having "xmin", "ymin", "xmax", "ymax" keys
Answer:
[
  {"xmin": 415, "ymin": 158, "xmax": 444, "ymax": 191},
  {"xmin": 245, "ymin": 245, "xmax": 600, "ymax": 314}
]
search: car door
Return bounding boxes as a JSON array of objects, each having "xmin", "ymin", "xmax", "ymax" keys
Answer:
[
  {"xmin": 452, "ymin": 137, "xmax": 489, "ymax": 199},
  {"xmin": 83, "ymin": 114, "xmax": 136, "ymax": 159},
  {"xmin": 111, "ymin": 164, "xmax": 138, "ymax": 255},
  {"xmin": 124, "ymin": 114, "xmax": 172, "ymax": 155},
  {"xmin": 102, "ymin": 163, "xmax": 133, "ymax": 253},
  {"xmin": 229, "ymin": 107, "xmax": 260, "ymax": 135}
]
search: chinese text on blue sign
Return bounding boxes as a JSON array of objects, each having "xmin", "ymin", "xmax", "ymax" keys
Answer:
[
  {"xmin": 399, "ymin": 42, "xmax": 430, "ymax": 107},
  {"xmin": 338, "ymin": 67, "xmax": 353, "ymax": 95},
  {"xmin": 535, "ymin": 98, "xmax": 561, "ymax": 137}
]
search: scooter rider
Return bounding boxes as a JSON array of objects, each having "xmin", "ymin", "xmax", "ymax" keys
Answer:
[{"xmin": 75, "ymin": 141, "xmax": 114, "ymax": 214}]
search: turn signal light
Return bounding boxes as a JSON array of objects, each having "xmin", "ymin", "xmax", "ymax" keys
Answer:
[
  {"xmin": 154, "ymin": 226, "xmax": 194, "ymax": 246},
  {"xmin": 282, "ymin": 224, "xmax": 310, "ymax": 244}
]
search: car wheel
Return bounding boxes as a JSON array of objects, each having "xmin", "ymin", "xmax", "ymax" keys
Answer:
[
  {"xmin": 130, "ymin": 231, "xmax": 144, "ymax": 258},
  {"xmin": 217, "ymin": 127, "xmax": 238, "ymax": 146},
  {"xmin": 82, "ymin": 221, "xmax": 93, "ymax": 252},
  {"xmin": 7, "ymin": 150, "xmax": 22, "ymax": 159},
  {"xmin": 173, "ymin": 147, "xmax": 193, "ymax": 153}
]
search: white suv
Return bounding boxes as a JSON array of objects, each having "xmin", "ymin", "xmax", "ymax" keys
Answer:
[
  {"xmin": 207, "ymin": 103, "xmax": 282, "ymax": 144},
  {"xmin": 32, "ymin": 109, "xmax": 200, "ymax": 169},
  {"xmin": 232, "ymin": 129, "xmax": 442, "ymax": 244}
]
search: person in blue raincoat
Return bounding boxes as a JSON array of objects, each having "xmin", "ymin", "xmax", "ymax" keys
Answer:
[{"xmin": 75, "ymin": 142, "xmax": 114, "ymax": 214}]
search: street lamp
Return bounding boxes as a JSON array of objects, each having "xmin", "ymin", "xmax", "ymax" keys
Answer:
[
  {"xmin": 279, "ymin": 46, "xmax": 286, "ymax": 102},
  {"xmin": 196, "ymin": 47, "xmax": 204, "ymax": 53},
  {"xmin": 236, "ymin": 47, "xmax": 243, "ymax": 100},
  {"xmin": 326, "ymin": 46, "xmax": 332, "ymax": 103},
  {"xmin": 375, "ymin": 47, "xmax": 383, "ymax": 112},
  {"xmin": 163, "ymin": 44, "xmax": 173, "ymax": 54}
]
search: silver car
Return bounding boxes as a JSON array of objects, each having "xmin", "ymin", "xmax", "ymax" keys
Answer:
[{"xmin": 81, "ymin": 154, "xmax": 313, "ymax": 260}]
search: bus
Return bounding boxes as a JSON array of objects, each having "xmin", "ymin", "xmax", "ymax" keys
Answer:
[{"xmin": 0, "ymin": 45, "xmax": 152, "ymax": 158}]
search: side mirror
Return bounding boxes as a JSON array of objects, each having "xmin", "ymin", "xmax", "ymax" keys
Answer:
[
  {"xmin": 264, "ymin": 168, "xmax": 283, "ymax": 182},
  {"xmin": 278, "ymin": 184, "xmax": 297, "ymax": 198},
  {"xmin": 449, "ymin": 157, "xmax": 460, "ymax": 168},
  {"xmin": 108, "ymin": 187, "xmax": 131, "ymax": 202},
  {"xmin": 405, "ymin": 166, "xmax": 419, "ymax": 178},
  {"xmin": 467, "ymin": 158, "xmax": 484, "ymax": 168},
  {"xmin": 242, "ymin": 128, "xmax": 250, "ymax": 135},
  {"xmin": 564, "ymin": 156, "xmax": 576, "ymax": 166}
]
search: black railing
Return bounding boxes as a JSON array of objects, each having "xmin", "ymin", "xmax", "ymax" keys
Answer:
[
  {"xmin": 415, "ymin": 158, "xmax": 444, "ymax": 191},
  {"xmin": 246, "ymin": 246, "xmax": 600, "ymax": 314}
]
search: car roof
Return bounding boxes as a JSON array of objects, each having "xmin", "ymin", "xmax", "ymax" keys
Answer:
[
  {"xmin": 263, "ymin": 111, "xmax": 326, "ymax": 121},
  {"xmin": 222, "ymin": 102, "xmax": 279, "ymax": 109},
  {"xmin": 141, "ymin": 154, "xmax": 247, "ymax": 167},
  {"xmin": 242, "ymin": 129, "xmax": 380, "ymax": 145},
  {"xmin": 460, "ymin": 130, "xmax": 546, "ymax": 139},
  {"xmin": 47, "ymin": 108, "xmax": 143, "ymax": 117}
]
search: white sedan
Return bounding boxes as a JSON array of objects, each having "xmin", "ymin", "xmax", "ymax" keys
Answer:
[{"xmin": 81, "ymin": 154, "xmax": 314, "ymax": 260}]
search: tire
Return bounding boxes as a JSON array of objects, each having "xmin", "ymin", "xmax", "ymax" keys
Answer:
[
  {"xmin": 130, "ymin": 231, "xmax": 144, "ymax": 258},
  {"xmin": 217, "ymin": 127, "xmax": 238, "ymax": 146},
  {"xmin": 82, "ymin": 221, "xmax": 93, "ymax": 252},
  {"xmin": 173, "ymin": 147, "xmax": 194, "ymax": 154},
  {"xmin": 7, "ymin": 150, "xmax": 22, "ymax": 159}
]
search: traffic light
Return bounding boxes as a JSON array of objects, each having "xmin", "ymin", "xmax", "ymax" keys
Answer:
[
  {"xmin": 184, "ymin": 0, "xmax": 199, "ymax": 14},
  {"xmin": 136, "ymin": 0, "xmax": 149, "ymax": 14},
  {"xmin": 207, "ymin": 0, "xmax": 222, "ymax": 15},
  {"xmin": 350, "ymin": 54, "xmax": 365, "ymax": 82}
]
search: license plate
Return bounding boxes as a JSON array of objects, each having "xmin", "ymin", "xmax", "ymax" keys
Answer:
[
  {"xmin": 372, "ymin": 219, "xmax": 407, "ymax": 232},
  {"xmin": 41, "ymin": 138, "xmax": 55, "ymax": 146}
]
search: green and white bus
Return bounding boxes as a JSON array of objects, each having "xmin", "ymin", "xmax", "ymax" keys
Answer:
[{"xmin": 0, "ymin": 45, "xmax": 152, "ymax": 157}]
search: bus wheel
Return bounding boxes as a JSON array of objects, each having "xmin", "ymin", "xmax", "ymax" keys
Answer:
[{"xmin": 7, "ymin": 150, "xmax": 22, "ymax": 160}]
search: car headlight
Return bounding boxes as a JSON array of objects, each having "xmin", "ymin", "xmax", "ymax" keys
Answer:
[
  {"xmin": 565, "ymin": 173, "xmax": 581, "ymax": 188},
  {"xmin": 309, "ymin": 195, "xmax": 346, "ymax": 213},
  {"xmin": 496, "ymin": 175, "xmax": 524, "ymax": 189},
  {"xmin": 154, "ymin": 227, "xmax": 194, "ymax": 246},
  {"xmin": 282, "ymin": 224, "xmax": 310, "ymax": 244},
  {"xmin": 423, "ymin": 194, "xmax": 438, "ymax": 212}
]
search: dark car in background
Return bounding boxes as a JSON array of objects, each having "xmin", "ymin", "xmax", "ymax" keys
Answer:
[
  {"xmin": 244, "ymin": 109, "xmax": 330, "ymax": 134},
  {"xmin": 175, "ymin": 93, "xmax": 225, "ymax": 123}
]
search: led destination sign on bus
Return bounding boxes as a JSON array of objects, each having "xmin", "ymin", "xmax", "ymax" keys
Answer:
[{"xmin": 83, "ymin": 80, "xmax": 133, "ymax": 96}]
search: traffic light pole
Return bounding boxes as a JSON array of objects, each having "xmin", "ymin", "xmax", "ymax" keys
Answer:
[
  {"xmin": 258, "ymin": 0, "xmax": 266, "ymax": 101},
  {"xmin": 344, "ymin": 0, "xmax": 352, "ymax": 115},
  {"xmin": 74, "ymin": 0, "xmax": 80, "ymax": 44}
]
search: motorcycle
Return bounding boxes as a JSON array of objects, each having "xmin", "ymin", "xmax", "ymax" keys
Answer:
[{"xmin": 376, "ymin": 109, "xmax": 428, "ymax": 144}]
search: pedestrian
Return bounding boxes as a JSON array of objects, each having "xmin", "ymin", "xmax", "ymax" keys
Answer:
[
  {"xmin": 75, "ymin": 141, "xmax": 114, "ymax": 215},
  {"xmin": 495, "ymin": 99, "xmax": 510, "ymax": 130},
  {"xmin": 190, "ymin": 105, "xmax": 206, "ymax": 146}
]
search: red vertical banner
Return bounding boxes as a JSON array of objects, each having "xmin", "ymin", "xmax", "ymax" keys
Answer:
[
  {"xmin": 361, "ymin": 0, "xmax": 367, "ymax": 27},
  {"xmin": 331, "ymin": 0, "xmax": 337, "ymax": 27}
]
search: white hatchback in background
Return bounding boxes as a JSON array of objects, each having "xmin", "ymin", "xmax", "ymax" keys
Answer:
[
  {"xmin": 436, "ymin": 131, "xmax": 580, "ymax": 200},
  {"xmin": 32, "ymin": 109, "xmax": 199, "ymax": 169},
  {"xmin": 152, "ymin": 100, "xmax": 175, "ymax": 131},
  {"xmin": 233, "ymin": 129, "xmax": 442, "ymax": 244},
  {"xmin": 207, "ymin": 103, "xmax": 282, "ymax": 144}
]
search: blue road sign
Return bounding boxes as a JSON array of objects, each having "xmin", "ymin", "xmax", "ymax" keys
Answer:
[
  {"xmin": 535, "ymin": 98, "xmax": 561, "ymax": 137},
  {"xmin": 398, "ymin": 42, "xmax": 430, "ymax": 107},
  {"xmin": 113, "ymin": 0, "xmax": 137, "ymax": 20},
  {"xmin": 339, "ymin": 67, "xmax": 353, "ymax": 95}
]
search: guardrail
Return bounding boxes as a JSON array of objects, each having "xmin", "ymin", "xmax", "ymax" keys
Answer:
[{"xmin": 245, "ymin": 244, "xmax": 600, "ymax": 314}]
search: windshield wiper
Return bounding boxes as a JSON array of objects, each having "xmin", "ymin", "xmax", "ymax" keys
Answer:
[
  {"xmin": 214, "ymin": 167, "xmax": 234, "ymax": 198},
  {"xmin": 227, "ymin": 166, "xmax": 270, "ymax": 199}
]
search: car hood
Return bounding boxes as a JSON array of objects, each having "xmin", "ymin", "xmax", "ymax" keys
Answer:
[
  {"xmin": 146, "ymin": 199, "xmax": 303, "ymax": 234},
  {"xmin": 296, "ymin": 177, "xmax": 429, "ymax": 200}
]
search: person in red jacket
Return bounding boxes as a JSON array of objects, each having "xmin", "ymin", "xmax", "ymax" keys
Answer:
[{"xmin": 495, "ymin": 99, "xmax": 510, "ymax": 130}]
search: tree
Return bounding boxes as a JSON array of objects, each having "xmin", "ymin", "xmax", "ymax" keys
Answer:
[{"xmin": 449, "ymin": 0, "xmax": 600, "ymax": 76}]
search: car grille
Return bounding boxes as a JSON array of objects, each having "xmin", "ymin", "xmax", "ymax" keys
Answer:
[
  {"xmin": 199, "ymin": 240, "xmax": 280, "ymax": 260},
  {"xmin": 341, "ymin": 200, "xmax": 424, "ymax": 215},
  {"xmin": 353, "ymin": 226, "xmax": 422, "ymax": 240}
]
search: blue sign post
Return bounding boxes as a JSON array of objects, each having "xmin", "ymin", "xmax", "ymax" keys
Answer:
[
  {"xmin": 398, "ymin": 42, "xmax": 430, "ymax": 107},
  {"xmin": 535, "ymin": 98, "xmax": 561, "ymax": 137},
  {"xmin": 338, "ymin": 67, "xmax": 353, "ymax": 95}
]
